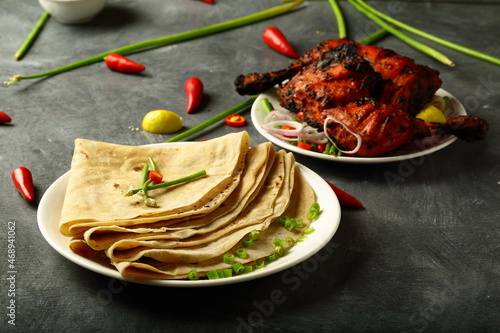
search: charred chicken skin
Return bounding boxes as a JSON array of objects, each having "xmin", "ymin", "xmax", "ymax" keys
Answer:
[{"xmin": 235, "ymin": 39, "xmax": 488, "ymax": 157}]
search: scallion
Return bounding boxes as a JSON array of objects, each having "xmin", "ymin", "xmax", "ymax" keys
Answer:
[
  {"xmin": 14, "ymin": 12, "xmax": 50, "ymax": 61},
  {"xmin": 232, "ymin": 262, "xmax": 245, "ymax": 275},
  {"xmin": 249, "ymin": 229, "xmax": 261, "ymax": 241},
  {"xmin": 275, "ymin": 245, "xmax": 285, "ymax": 257},
  {"xmin": 223, "ymin": 253, "xmax": 235, "ymax": 264},
  {"xmin": 255, "ymin": 261, "xmax": 265, "ymax": 269},
  {"xmin": 235, "ymin": 248, "xmax": 247, "ymax": 258},
  {"xmin": 346, "ymin": 0, "xmax": 454, "ymax": 66},
  {"xmin": 328, "ymin": 0, "xmax": 346, "ymax": 39},
  {"xmin": 127, "ymin": 170, "xmax": 206, "ymax": 194},
  {"xmin": 187, "ymin": 270, "xmax": 200, "ymax": 280},
  {"xmin": 266, "ymin": 253, "xmax": 277, "ymax": 262},
  {"xmin": 5, "ymin": 1, "xmax": 304, "ymax": 84},
  {"xmin": 260, "ymin": 98, "xmax": 275, "ymax": 114},
  {"xmin": 165, "ymin": 96, "xmax": 257, "ymax": 143},
  {"xmin": 242, "ymin": 237, "xmax": 254, "ymax": 248},
  {"xmin": 207, "ymin": 270, "xmax": 219, "ymax": 280},
  {"xmin": 296, "ymin": 235, "xmax": 308, "ymax": 242},
  {"xmin": 304, "ymin": 227, "xmax": 315, "ymax": 235},
  {"xmin": 351, "ymin": 0, "xmax": 500, "ymax": 66}
]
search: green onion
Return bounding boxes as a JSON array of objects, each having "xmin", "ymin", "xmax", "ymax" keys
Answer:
[
  {"xmin": 328, "ymin": 0, "xmax": 346, "ymax": 39},
  {"xmin": 249, "ymin": 229, "xmax": 261, "ymax": 241},
  {"xmin": 235, "ymin": 248, "xmax": 247, "ymax": 258},
  {"xmin": 275, "ymin": 245, "xmax": 285, "ymax": 257},
  {"xmin": 352, "ymin": 0, "xmax": 500, "ymax": 66},
  {"xmin": 207, "ymin": 270, "xmax": 219, "ymax": 280},
  {"xmin": 307, "ymin": 211, "xmax": 320, "ymax": 221},
  {"xmin": 260, "ymin": 98, "xmax": 275, "ymax": 114},
  {"xmin": 220, "ymin": 269, "xmax": 233, "ymax": 278},
  {"xmin": 278, "ymin": 215, "xmax": 289, "ymax": 226},
  {"xmin": 14, "ymin": 11, "xmax": 50, "ymax": 61},
  {"xmin": 296, "ymin": 235, "xmax": 308, "ymax": 242},
  {"xmin": 295, "ymin": 218, "xmax": 304, "ymax": 228},
  {"xmin": 5, "ymin": 1, "xmax": 304, "ymax": 84},
  {"xmin": 358, "ymin": 27, "xmax": 389, "ymax": 45},
  {"xmin": 273, "ymin": 238, "xmax": 284, "ymax": 247},
  {"xmin": 243, "ymin": 266, "xmax": 253, "ymax": 274},
  {"xmin": 165, "ymin": 96, "xmax": 258, "ymax": 143},
  {"xmin": 128, "ymin": 170, "xmax": 206, "ymax": 194},
  {"xmin": 346, "ymin": 0, "xmax": 454, "ymax": 66},
  {"xmin": 187, "ymin": 270, "xmax": 200, "ymax": 280},
  {"xmin": 284, "ymin": 237, "xmax": 295, "ymax": 249},
  {"xmin": 284, "ymin": 218, "xmax": 297, "ymax": 231},
  {"xmin": 232, "ymin": 262, "xmax": 245, "ymax": 275},
  {"xmin": 255, "ymin": 261, "xmax": 265, "ymax": 269},
  {"xmin": 242, "ymin": 237, "xmax": 254, "ymax": 248},
  {"xmin": 223, "ymin": 253, "xmax": 235, "ymax": 264},
  {"xmin": 266, "ymin": 253, "xmax": 277, "ymax": 262},
  {"xmin": 310, "ymin": 202, "xmax": 321, "ymax": 212},
  {"xmin": 304, "ymin": 227, "xmax": 315, "ymax": 235},
  {"xmin": 148, "ymin": 157, "xmax": 157, "ymax": 171}
]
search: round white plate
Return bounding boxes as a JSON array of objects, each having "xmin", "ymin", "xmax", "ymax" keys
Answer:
[
  {"xmin": 251, "ymin": 88, "xmax": 466, "ymax": 164},
  {"xmin": 37, "ymin": 143, "xmax": 341, "ymax": 287}
]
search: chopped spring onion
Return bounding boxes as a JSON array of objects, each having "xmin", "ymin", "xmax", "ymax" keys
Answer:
[
  {"xmin": 275, "ymin": 245, "xmax": 286, "ymax": 257},
  {"xmin": 266, "ymin": 253, "xmax": 277, "ymax": 262},
  {"xmin": 232, "ymin": 262, "xmax": 245, "ymax": 275},
  {"xmin": 243, "ymin": 266, "xmax": 254, "ymax": 274},
  {"xmin": 296, "ymin": 235, "xmax": 308, "ymax": 242},
  {"xmin": 187, "ymin": 270, "xmax": 200, "ymax": 280},
  {"xmin": 207, "ymin": 270, "xmax": 219, "ymax": 280},
  {"xmin": 242, "ymin": 237, "xmax": 254, "ymax": 248},
  {"xmin": 235, "ymin": 248, "xmax": 247, "ymax": 258},
  {"xmin": 273, "ymin": 238, "xmax": 284, "ymax": 247},
  {"xmin": 223, "ymin": 253, "xmax": 235, "ymax": 264},
  {"xmin": 278, "ymin": 215, "xmax": 289, "ymax": 226},
  {"xmin": 249, "ymin": 229, "xmax": 261, "ymax": 241},
  {"xmin": 304, "ymin": 227, "xmax": 316, "ymax": 235},
  {"xmin": 255, "ymin": 261, "xmax": 265, "ymax": 269}
]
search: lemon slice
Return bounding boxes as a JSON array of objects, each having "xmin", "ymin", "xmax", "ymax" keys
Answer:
[
  {"xmin": 416, "ymin": 105, "xmax": 446, "ymax": 123},
  {"xmin": 142, "ymin": 110, "xmax": 183, "ymax": 134}
]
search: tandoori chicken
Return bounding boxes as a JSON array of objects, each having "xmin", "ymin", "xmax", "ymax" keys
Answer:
[{"xmin": 235, "ymin": 39, "xmax": 489, "ymax": 157}]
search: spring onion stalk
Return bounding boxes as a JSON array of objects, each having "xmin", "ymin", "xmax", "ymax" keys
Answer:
[
  {"xmin": 243, "ymin": 266, "xmax": 253, "ymax": 274},
  {"xmin": 260, "ymin": 98, "xmax": 275, "ymax": 114},
  {"xmin": 351, "ymin": 0, "xmax": 500, "ymax": 66},
  {"xmin": 249, "ymin": 230, "xmax": 261, "ymax": 241},
  {"xmin": 165, "ymin": 96, "xmax": 258, "ymax": 142},
  {"xmin": 127, "ymin": 170, "xmax": 206, "ymax": 194},
  {"xmin": 5, "ymin": 1, "xmax": 304, "ymax": 84},
  {"xmin": 358, "ymin": 28, "xmax": 389, "ymax": 45},
  {"xmin": 328, "ymin": 0, "xmax": 346, "ymax": 39},
  {"xmin": 346, "ymin": 0, "xmax": 454, "ymax": 66},
  {"xmin": 304, "ymin": 227, "xmax": 315, "ymax": 235},
  {"xmin": 232, "ymin": 262, "xmax": 245, "ymax": 275},
  {"xmin": 14, "ymin": 11, "xmax": 50, "ymax": 61}
]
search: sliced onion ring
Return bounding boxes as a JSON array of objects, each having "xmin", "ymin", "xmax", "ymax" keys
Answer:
[{"xmin": 323, "ymin": 116, "xmax": 362, "ymax": 154}]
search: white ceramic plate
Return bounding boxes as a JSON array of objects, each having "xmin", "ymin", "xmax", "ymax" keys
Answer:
[
  {"xmin": 37, "ymin": 143, "xmax": 341, "ymax": 287},
  {"xmin": 251, "ymin": 88, "xmax": 466, "ymax": 164}
]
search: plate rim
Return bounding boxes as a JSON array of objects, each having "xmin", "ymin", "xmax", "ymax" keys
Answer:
[
  {"xmin": 251, "ymin": 88, "xmax": 465, "ymax": 164},
  {"xmin": 37, "ymin": 142, "xmax": 341, "ymax": 287}
]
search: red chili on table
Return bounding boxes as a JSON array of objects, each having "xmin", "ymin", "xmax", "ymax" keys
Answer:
[
  {"xmin": 262, "ymin": 27, "xmax": 299, "ymax": 59},
  {"xmin": 11, "ymin": 167, "xmax": 35, "ymax": 202},
  {"xmin": 325, "ymin": 180, "xmax": 364, "ymax": 208},
  {"xmin": 225, "ymin": 114, "xmax": 246, "ymax": 127},
  {"xmin": 184, "ymin": 77, "xmax": 204, "ymax": 114},
  {"xmin": 104, "ymin": 53, "xmax": 145, "ymax": 73},
  {"xmin": 149, "ymin": 170, "xmax": 163, "ymax": 184},
  {"xmin": 198, "ymin": 0, "xmax": 215, "ymax": 4},
  {"xmin": 0, "ymin": 111, "xmax": 12, "ymax": 123}
]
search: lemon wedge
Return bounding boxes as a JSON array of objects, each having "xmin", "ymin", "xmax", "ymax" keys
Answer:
[
  {"xmin": 416, "ymin": 105, "xmax": 446, "ymax": 123},
  {"xmin": 142, "ymin": 110, "xmax": 183, "ymax": 134}
]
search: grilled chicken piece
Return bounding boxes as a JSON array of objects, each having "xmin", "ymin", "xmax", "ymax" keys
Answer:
[
  {"xmin": 235, "ymin": 39, "xmax": 488, "ymax": 156},
  {"xmin": 321, "ymin": 101, "xmax": 488, "ymax": 157}
]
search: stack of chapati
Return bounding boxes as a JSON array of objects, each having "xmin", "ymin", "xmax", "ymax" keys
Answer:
[{"xmin": 59, "ymin": 131, "xmax": 316, "ymax": 280}]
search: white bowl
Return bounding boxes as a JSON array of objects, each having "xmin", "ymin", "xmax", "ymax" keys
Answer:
[{"xmin": 39, "ymin": 0, "xmax": 107, "ymax": 24}]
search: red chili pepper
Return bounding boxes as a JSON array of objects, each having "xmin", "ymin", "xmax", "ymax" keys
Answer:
[
  {"xmin": 104, "ymin": 53, "xmax": 145, "ymax": 73},
  {"xmin": 262, "ymin": 27, "xmax": 299, "ymax": 59},
  {"xmin": 198, "ymin": 0, "xmax": 215, "ymax": 4},
  {"xmin": 297, "ymin": 141, "xmax": 312, "ymax": 150},
  {"xmin": 11, "ymin": 167, "xmax": 35, "ymax": 202},
  {"xmin": 184, "ymin": 77, "xmax": 204, "ymax": 114},
  {"xmin": 325, "ymin": 180, "xmax": 364, "ymax": 208},
  {"xmin": 0, "ymin": 111, "xmax": 12, "ymax": 123},
  {"xmin": 149, "ymin": 170, "xmax": 163, "ymax": 184},
  {"xmin": 225, "ymin": 114, "xmax": 246, "ymax": 127}
]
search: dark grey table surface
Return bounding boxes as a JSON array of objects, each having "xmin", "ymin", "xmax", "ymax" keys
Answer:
[{"xmin": 1, "ymin": 1, "xmax": 499, "ymax": 332}]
